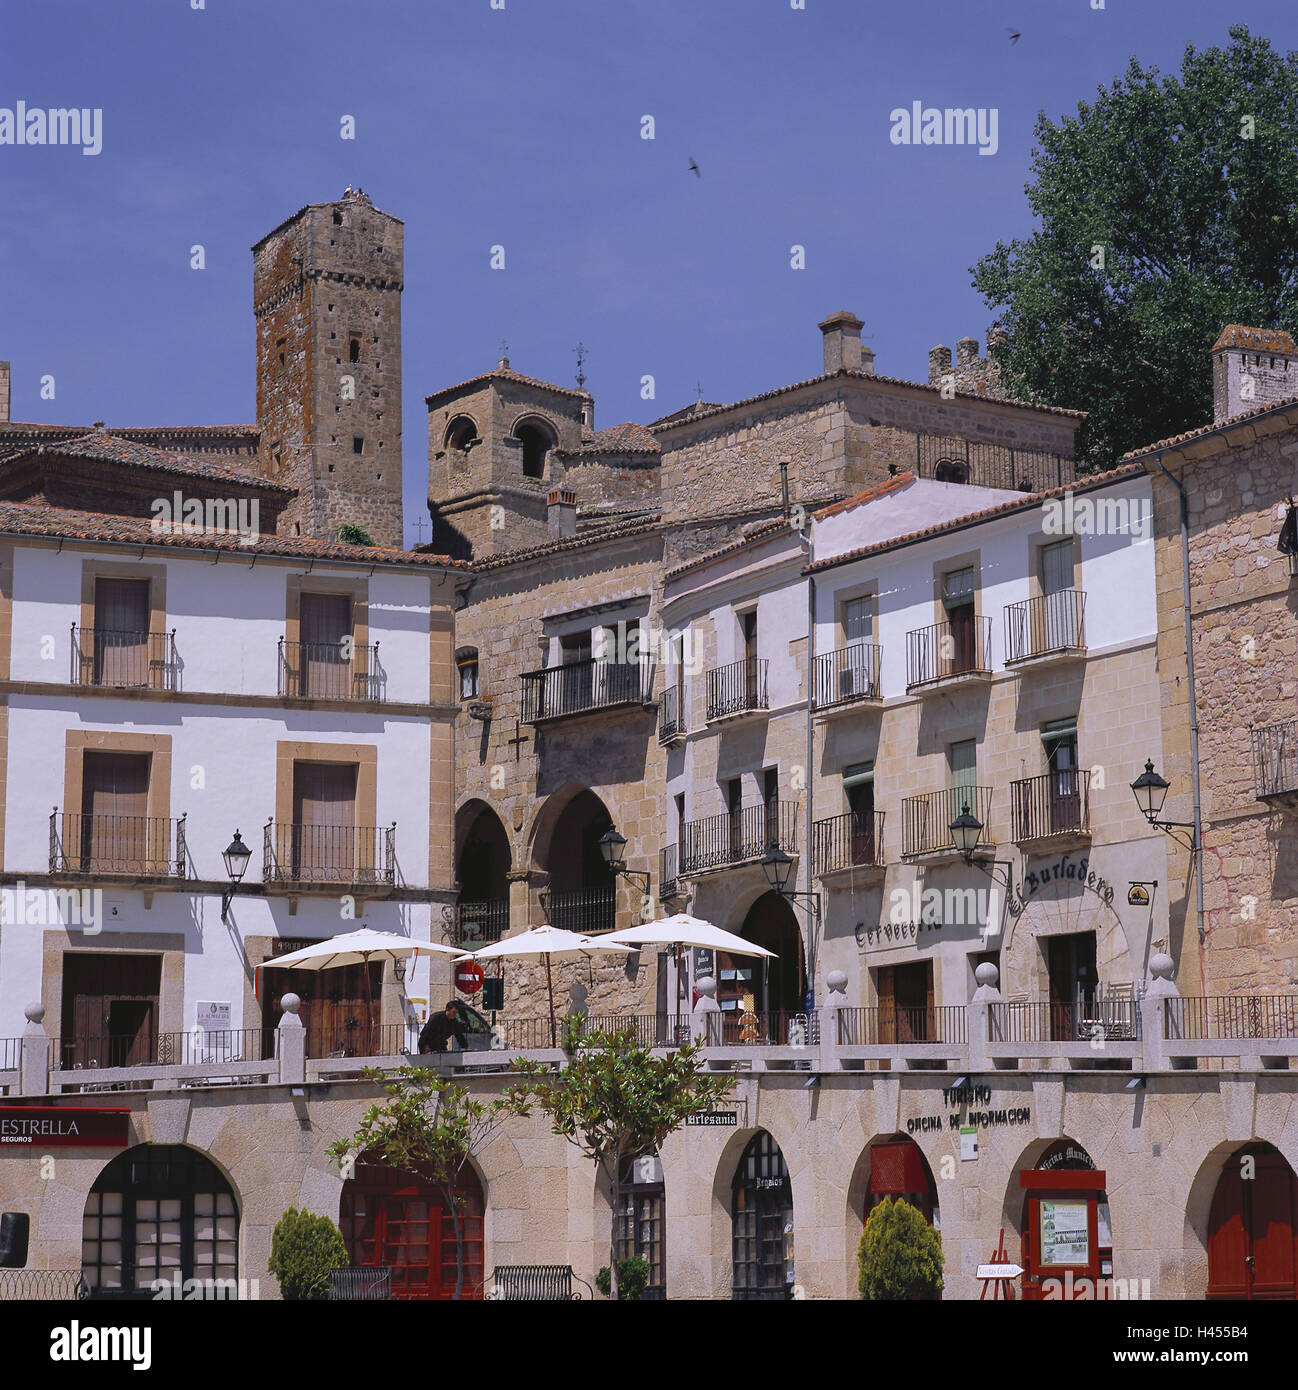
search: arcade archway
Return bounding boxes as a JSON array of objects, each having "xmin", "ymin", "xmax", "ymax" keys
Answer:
[
  {"xmin": 716, "ymin": 891, "xmax": 804, "ymax": 1042},
  {"xmin": 731, "ymin": 1130, "xmax": 794, "ymax": 1300},
  {"xmin": 1206, "ymin": 1142, "xmax": 1298, "ymax": 1300},
  {"xmin": 454, "ymin": 800, "xmax": 512, "ymax": 943}
]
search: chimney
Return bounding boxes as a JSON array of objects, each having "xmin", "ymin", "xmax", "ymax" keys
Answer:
[
  {"xmin": 956, "ymin": 336, "xmax": 979, "ymax": 370},
  {"xmin": 928, "ymin": 345, "xmax": 952, "ymax": 386},
  {"xmin": 0, "ymin": 362, "xmax": 9, "ymax": 424},
  {"xmin": 547, "ymin": 487, "xmax": 577, "ymax": 539},
  {"xmin": 1211, "ymin": 325, "xmax": 1298, "ymax": 426},
  {"xmin": 819, "ymin": 311, "xmax": 864, "ymax": 374}
]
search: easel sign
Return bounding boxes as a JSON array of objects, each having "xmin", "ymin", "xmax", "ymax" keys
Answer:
[{"xmin": 977, "ymin": 1230, "xmax": 1023, "ymax": 1300}]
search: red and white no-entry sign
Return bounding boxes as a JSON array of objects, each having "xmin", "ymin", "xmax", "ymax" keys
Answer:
[{"xmin": 454, "ymin": 960, "xmax": 485, "ymax": 994}]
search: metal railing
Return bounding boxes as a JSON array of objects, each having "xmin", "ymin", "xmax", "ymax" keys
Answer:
[
  {"xmin": 0, "ymin": 1271, "xmax": 89, "ymax": 1301},
  {"xmin": 900, "ymin": 786, "xmax": 993, "ymax": 858},
  {"xmin": 1011, "ymin": 770, "xmax": 1091, "ymax": 842},
  {"xmin": 582, "ymin": 1014, "xmax": 695, "ymax": 1048},
  {"xmin": 0, "ymin": 1038, "xmax": 21, "ymax": 1070},
  {"xmin": 659, "ymin": 844, "xmax": 679, "ymax": 899},
  {"xmin": 544, "ymin": 884, "xmax": 617, "ymax": 935},
  {"xmin": 915, "ymin": 433, "xmax": 1072, "ymax": 493},
  {"xmin": 278, "ymin": 638, "xmax": 383, "ymax": 701},
  {"xmin": 680, "ymin": 801, "xmax": 798, "ymax": 875},
  {"xmin": 1004, "ymin": 591, "xmax": 1086, "ymax": 662},
  {"xmin": 263, "ymin": 822, "xmax": 396, "ymax": 885},
  {"xmin": 328, "ymin": 1268, "xmax": 393, "ymax": 1301},
  {"xmin": 49, "ymin": 811, "xmax": 187, "ymax": 877},
  {"xmin": 455, "ymin": 899, "xmax": 509, "ymax": 945},
  {"xmin": 1167, "ymin": 996, "xmax": 1298, "ymax": 1041},
  {"xmin": 521, "ymin": 658, "xmax": 649, "ymax": 723},
  {"xmin": 813, "ymin": 810, "xmax": 885, "ymax": 875},
  {"xmin": 71, "ymin": 626, "xmax": 177, "ymax": 691},
  {"xmin": 693, "ymin": 1011, "xmax": 819, "ymax": 1048},
  {"xmin": 835, "ymin": 1006, "xmax": 968, "ymax": 1046},
  {"xmin": 308, "ymin": 1023, "xmax": 409, "ymax": 1059},
  {"xmin": 991, "ymin": 999, "xmax": 1141, "ymax": 1044},
  {"xmin": 813, "ymin": 643, "xmax": 881, "ymax": 709},
  {"xmin": 659, "ymin": 684, "xmax": 685, "ymax": 742},
  {"xmin": 1252, "ymin": 719, "xmax": 1298, "ymax": 800},
  {"xmin": 706, "ymin": 657, "xmax": 768, "ymax": 720},
  {"xmin": 57, "ymin": 1028, "xmax": 272, "ymax": 1071},
  {"xmin": 906, "ymin": 616, "xmax": 992, "ymax": 686}
]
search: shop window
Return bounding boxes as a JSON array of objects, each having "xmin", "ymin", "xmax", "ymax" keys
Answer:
[
  {"xmin": 616, "ymin": 1151, "xmax": 666, "ymax": 1299},
  {"xmin": 731, "ymin": 1131, "xmax": 794, "ymax": 1300}
]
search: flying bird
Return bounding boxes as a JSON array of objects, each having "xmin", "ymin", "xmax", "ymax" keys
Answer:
[
  {"xmin": 689, "ymin": 158, "xmax": 701, "ymax": 178},
  {"xmin": 1008, "ymin": 27, "xmax": 1021, "ymax": 44}
]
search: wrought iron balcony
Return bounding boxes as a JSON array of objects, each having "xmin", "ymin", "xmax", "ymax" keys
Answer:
[
  {"xmin": 71, "ymin": 627, "xmax": 177, "ymax": 691},
  {"xmin": 521, "ymin": 659, "xmax": 649, "ymax": 723},
  {"xmin": 835, "ymin": 1006, "xmax": 968, "ymax": 1046},
  {"xmin": 915, "ymin": 433, "xmax": 1071, "ymax": 493},
  {"xmin": 1011, "ymin": 770, "xmax": 1091, "ymax": 843},
  {"xmin": 813, "ymin": 810, "xmax": 885, "ymax": 877},
  {"xmin": 900, "ymin": 786, "xmax": 993, "ymax": 859},
  {"xmin": 1004, "ymin": 591, "xmax": 1086, "ymax": 664},
  {"xmin": 659, "ymin": 844, "xmax": 679, "ymax": 900},
  {"xmin": 454, "ymin": 898, "xmax": 509, "ymax": 945},
  {"xmin": 543, "ymin": 884, "xmax": 617, "ymax": 935},
  {"xmin": 680, "ymin": 801, "xmax": 798, "ymax": 876},
  {"xmin": 263, "ymin": 822, "xmax": 395, "ymax": 885},
  {"xmin": 278, "ymin": 639, "xmax": 383, "ymax": 701},
  {"xmin": 1252, "ymin": 719, "xmax": 1298, "ymax": 804},
  {"xmin": 49, "ymin": 811, "xmax": 187, "ymax": 878},
  {"xmin": 706, "ymin": 657, "xmax": 768, "ymax": 721},
  {"xmin": 813, "ymin": 643, "xmax": 882, "ymax": 711},
  {"xmin": 906, "ymin": 617, "xmax": 992, "ymax": 688},
  {"xmin": 658, "ymin": 684, "xmax": 686, "ymax": 743}
]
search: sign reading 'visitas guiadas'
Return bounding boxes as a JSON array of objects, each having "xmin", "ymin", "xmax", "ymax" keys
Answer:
[{"xmin": 0, "ymin": 1106, "xmax": 131, "ymax": 1148}]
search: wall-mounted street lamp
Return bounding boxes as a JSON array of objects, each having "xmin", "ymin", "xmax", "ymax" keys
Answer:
[
  {"xmin": 597, "ymin": 826, "xmax": 651, "ymax": 899},
  {"xmin": 392, "ymin": 956, "xmax": 408, "ymax": 983},
  {"xmin": 1130, "ymin": 760, "xmax": 1197, "ymax": 852},
  {"xmin": 948, "ymin": 804, "xmax": 1012, "ymax": 889},
  {"xmin": 760, "ymin": 847, "xmax": 821, "ymax": 1010},
  {"xmin": 220, "ymin": 831, "xmax": 252, "ymax": 923}
]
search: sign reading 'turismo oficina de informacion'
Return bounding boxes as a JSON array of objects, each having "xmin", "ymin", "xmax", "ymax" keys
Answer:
[{"xmin": 0, "ymin": 1107, "xmax": 131, "ymax": 1148}]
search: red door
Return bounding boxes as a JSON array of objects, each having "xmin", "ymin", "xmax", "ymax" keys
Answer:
[{"xmin": 1207, "ymin": 1145, "xmax": 1298, "ymax": 1299}]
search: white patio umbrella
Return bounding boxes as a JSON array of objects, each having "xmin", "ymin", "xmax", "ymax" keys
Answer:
[
  {"xmin": 459, "ymin": 925, "xmax": 634, "ymax": 1047},
  {"xmin": 257, "ymin": 928, "xmax": 461, "ymax": 1054}
]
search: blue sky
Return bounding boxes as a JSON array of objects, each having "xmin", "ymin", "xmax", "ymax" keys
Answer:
[{"xmin": 2, "ymin": 0, "xmax": 1293, "ymax": 545}]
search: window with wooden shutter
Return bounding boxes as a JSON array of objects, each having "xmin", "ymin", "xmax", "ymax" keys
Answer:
[
  {"xmin": 92, "ymin": 578, "xmax": 150, "ymax": 686},
  {"xmin": 300, "ymin": 593, "xmax": 353, "ymax": 698},
  {"xmin": 80, "ymin": 752, "xmax": 150, "ymax": 873},
  {"xmin": 292, "ymin": 762, "xmax": 358, "ymax": 880}
]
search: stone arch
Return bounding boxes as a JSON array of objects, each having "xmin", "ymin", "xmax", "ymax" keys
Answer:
[
  {"xmin": 444, "ymin": 414, "xmax": 479, "ymax": 452},
  {"xmin": 727, "ymin": 1128, "xmax": 795, "ymax": 1300},
  {"xmin": 846, "ymin": 1132, "xmax": 940, "ymax": 1230},
  {"xmin": 454, "ymin": 799, "xmax": 512, "ymax": 895},
  {"xmin": 454, "ymin": 799, "xmax": 512, "ymax": 943},
  {"xmin": 527, "ymin": 784, "xmax": 617, "ymax": 934},
  {"xmin": 511, "ymin": 415, "xmax": 557, "ymax": 480}
]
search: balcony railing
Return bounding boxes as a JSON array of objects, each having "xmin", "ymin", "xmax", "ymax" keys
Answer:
[
  {"xmin": 813, "ymin": 643, "xmax": 881, "ymax": 709},
  {"xmin": 71, "ymin": 627, "xmax": 177, "ymax": 691},
  {"xmin": 57, "ymin": 1028, "xmax": 272, "ymax": 1071},
  {"xmin": 900, "ymin": 786, "xmax": 993, "ymax": 858},
  {"xmin": 278, "ymin": 639, "xmax": 383, "ymax": 701},
  {"xmin": 49, "ymin": 811, "xmax": 187, "ymax": 877},
  {"xmin": 1167, "ymin": 996, "xmax": 1298, "ymax": 1041},
  {"xmin": 706, "ymin": 657, "xmax": 768, "ymax": 721},
  {"xmin": 680, "ymin": 801, "xmax": 798, "ymax": 876},
  {"xmin": 658, "ymin": 684, "xmax": 686, "ymax": 742},
  {"xmin": 915, "ymin": 433, "xmax": 1072, "ymax": 493},
  {"xmin": 992, "ymin": 999, "xmax": 1141, "ymax": 1044},
  {"xmin": 1252, "ymin": 719, "xmax": 1298, "ymax": 801},
  {"xmin": 1004, "ymin": 591, "xmax": 1086, "ymax": 662},
  {"xmin": 813, "ymin": 810, "xmax": 885, "ymax": 876},
  {"xmin": 659, "ymin": 844, "xmax": 679, "ymax": 900},
  {"xmin": 694, "ymin": 1011, "xmax": 819, "ymax": 1048},
  {"xmin": 263, "ymin": 822, "xmax": 396, "ymax": 885},
  {"xmin": 455, "ymin": 899, "xmax": 509, "ymax": 945},
  {"xmin": 521, "ymin": 659, "xmax": 649, "ymax": 723},
  {"xmin": 835, "ymin": 1006, "xmax": 968, "ymax": 1046},
  {"xmin": 1011, "ymin": 770, "xmax": 1090, "ymax": 842},
  {"xmin": 905, "ymin": 617, "xmax": 992, "ymax": 687},
  {"xmin": 544, "ymin": 884, "xmax": 617, "ymax": 935}
]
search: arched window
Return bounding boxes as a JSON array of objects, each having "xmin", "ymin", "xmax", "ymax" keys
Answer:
[
  {"xmin": 933, "ymin": 458, "xmax": 970, "ymax": 484},
  {"xmin": 349, "ymin": 337, "xmax": 361, "ymax": 364},
  {"xmin": 455, "ymin": 646, "xmax": 479, "ymax": 700},
  {"xmin": 82, "ymin": 1145, "xmax": 238, "ymax": 1298},
  {"xmin": 731, "ymin": 1131, "xmax": 794, "ymax": 1300},
  {"xmin": 514, "ymin": 422, "xmax": 553, "ymax": 479},
  {"xmin": 444, "ymin": 416, "xmax": 479, "ymax": 453}
]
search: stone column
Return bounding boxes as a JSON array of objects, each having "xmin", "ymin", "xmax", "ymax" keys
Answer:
[
  {"xmin": 968, "ymin": 962, "xmax": 1001, "ymax": 1072},
  {"xmin": 692, "ymin": 975, "xmax": 722, "ymax": 1047},
  {"xmin": 819, "ymin": 970, "xmax": 849, "ymax": 1072},
  {"xmin": 20, "ymin": 1003, "xmax": 50, "ymax": 1096},
  {"xmin": 1141, "ymin": 952, "xmax": 1180, "ymax": 1071},
  {"xmin": 277, "ymin": 993, "xmax": 306, "ymax": 1084}
]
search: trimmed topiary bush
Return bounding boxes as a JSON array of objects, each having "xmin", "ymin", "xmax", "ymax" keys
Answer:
[
  {"xmin": 268, "ymin": 1207, "xmax": 349, "ymax": 1300},
  {"xmin": 595, "ymin": 1254, "xmax": 652, "ymax": 1301},
  {"xmin": 337, "ymin": 524, "xmax": 376, "ymax": 546},
  {"xmin": 857, "ymin": 1197, "xmax": 943, "ymax": 1300}
]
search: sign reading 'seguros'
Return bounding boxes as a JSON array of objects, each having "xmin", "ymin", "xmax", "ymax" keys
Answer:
[{"xmin": 0, "ymin": 1107, "xmax": 131, "ymax": 1148}]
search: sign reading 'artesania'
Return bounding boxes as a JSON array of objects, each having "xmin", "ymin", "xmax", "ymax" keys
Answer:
[
  {"xmin": 686, "ymin": 1111, "xmax": 738, "ymax": 1126},
  {"xmin": 0, "ymin": 1107, "xmax": 130, "ymax": 1148}
]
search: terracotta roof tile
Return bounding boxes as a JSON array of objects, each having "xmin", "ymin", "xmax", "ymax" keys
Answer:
[
  {"xmin": 810, "ymin": 471, "xmax": 916, "ymax": 520},
  {"xmin": 1120, "ymin": 393, "xmax": 1298, "ymax": 461},
  {"xmin": 470, "ymin": 516, "xmax": 661, "ymax": 571},
  {"xmin": 563, "ymin": 422, "xmax": 660, "ymax": 456},
  {"xmin": 1210, "ymin": 325, "xmax": 1298, "ymax": 355},
  {"xmin": 425, "ymin": 365, "xmax": 588, "ymax": 404}
]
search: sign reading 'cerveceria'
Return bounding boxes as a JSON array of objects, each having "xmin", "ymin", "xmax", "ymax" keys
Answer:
[{"xmin": 0, "ymin": 1107, "xmax": 131, "ymax": 1148}]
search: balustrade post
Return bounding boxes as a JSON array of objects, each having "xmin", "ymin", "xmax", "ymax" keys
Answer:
[
  {"xmin": 968, "ymin": 962, "xmax": 1001, "ymax": 1071},
  {"xmin": 20, "ymin": 1003, "xmax": 51, "ymax": 1096},
  {"xmin": 277, "ymin": 994, "xmax": 306, "ymax": 1085},
  {"xmin": 691, "ymin": 975, "xmax": 722, "ymax": 1047},
  {"xmin": 819, "ymin": 971, "xmax": 848, "ymax": 1071},
  {"xmin": 1141, "ymin": 952, "xmax": 1179, "ymax": 1071}
]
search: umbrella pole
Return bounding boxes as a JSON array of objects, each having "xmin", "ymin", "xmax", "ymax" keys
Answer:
[{"xmin": 545, "ymin": 952, "xmax": 556, "ymax": 1049}]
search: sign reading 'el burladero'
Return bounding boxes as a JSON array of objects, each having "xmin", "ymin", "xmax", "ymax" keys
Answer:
[{"xmin": 0, "ymin": 1106, "xmax": 131, "ymax": 1148}]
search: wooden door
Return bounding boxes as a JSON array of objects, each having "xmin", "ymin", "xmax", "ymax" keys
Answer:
[
  {"xmin": 93, "ymin": 578, "xmax": 150, "ymax": 686},
  {"xmin": 891, "ymin": 961, "xmax": 933, "ymax": 1042},
  {"xmin": 300, "ymin": 593, "xmax": 352, "ymax": 698},
  {"xmin": 1047, "ymin": 933, "xmax": 1097, "ymax": 1041},
  {"xmin": 61, "ymin": 953, "xmax": 160, "ymax": 1069},
  {"xmin": 1208, "ymin": 1146, "xmax": 1298, "ymax": 1299},
  {"xmin": 1041, "ymin": 540, "xmax": 1073, "ymax": 652},
  {"xmin": 742, "ymin": 611, "xmax": 758, "ymax": 706},
  {"xmin": 261, "ymin": 957, "xmax": 382, "ymax": 1057},
  {"xmin": 80, "ymin": 751, "xmax": 150, "ymax": 873},
  {"xmin": 292, "ymin": 762, "xmax": 357, "ymax": 880},
  {"xmin": 847, "ymin": 774, "xmax": 876, "ymax": 865}
]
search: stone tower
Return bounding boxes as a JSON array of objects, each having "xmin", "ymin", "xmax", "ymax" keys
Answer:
[{"xmin": 252, "ymin": 188, "xmax": 404, "ymax": 548}]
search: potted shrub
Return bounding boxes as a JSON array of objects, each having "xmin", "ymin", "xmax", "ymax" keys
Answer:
[
  {"xmin": 857, "ymin": 1197, "xmax": 943, "ymax": 1300},
  {"xmin": 268, "ymin": 1207, "xmax": 349, "ymax": 1301}
]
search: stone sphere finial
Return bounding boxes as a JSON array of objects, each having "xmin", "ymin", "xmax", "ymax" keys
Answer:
[
  {"xmin": 695, "ymin": 975, "xmax": 717, "ymax": 999},
  {"xmin": 1149, "ymin": 952, "xmax": 1174, "ymax": 980},
  {"xmin": 825, "ymin": 970, "xmax": 848, "ymax": 994},
  {"xmin": 974, "ymin": 962, "xmax": 1000, "ymax": 988},
  {"xmin": 24, "ymin": 1003, "xmax": 45, "ymax": 1024},
  {"xmin": 281, "ymin": 993, "xmax": 301, "ymax": 1014}
]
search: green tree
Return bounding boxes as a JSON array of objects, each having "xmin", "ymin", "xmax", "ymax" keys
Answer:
[
  {"xmin": 595, "ymin": 1254, "xmax": 651, "ymax": 1301},
  {"xmin": 267, "ymin": 1207, "xmax": 348, "ymax": 1301},
  {"xmin": 327, "ymin": 1068, "xmax": 505, "ymax": 1300},
  {"xmin": 336, "ymin": 523, "xmax": 377, "ymax": 546},
  {"xmin": 504, "ymin": 1019, "xmax": 734, "ymax": 1300},
  {"xmin": 971, "ymin": 25, "xmax": 1298, "ymax": 466},
  {"xmin": 856, "ymin": 1197, "xmax": 943, "ymax": 1301}
]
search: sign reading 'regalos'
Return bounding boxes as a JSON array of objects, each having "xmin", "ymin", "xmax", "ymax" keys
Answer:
[{"xmin": 0, "ymin": 1107, "xmax": 131, "ymax": 1148}]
